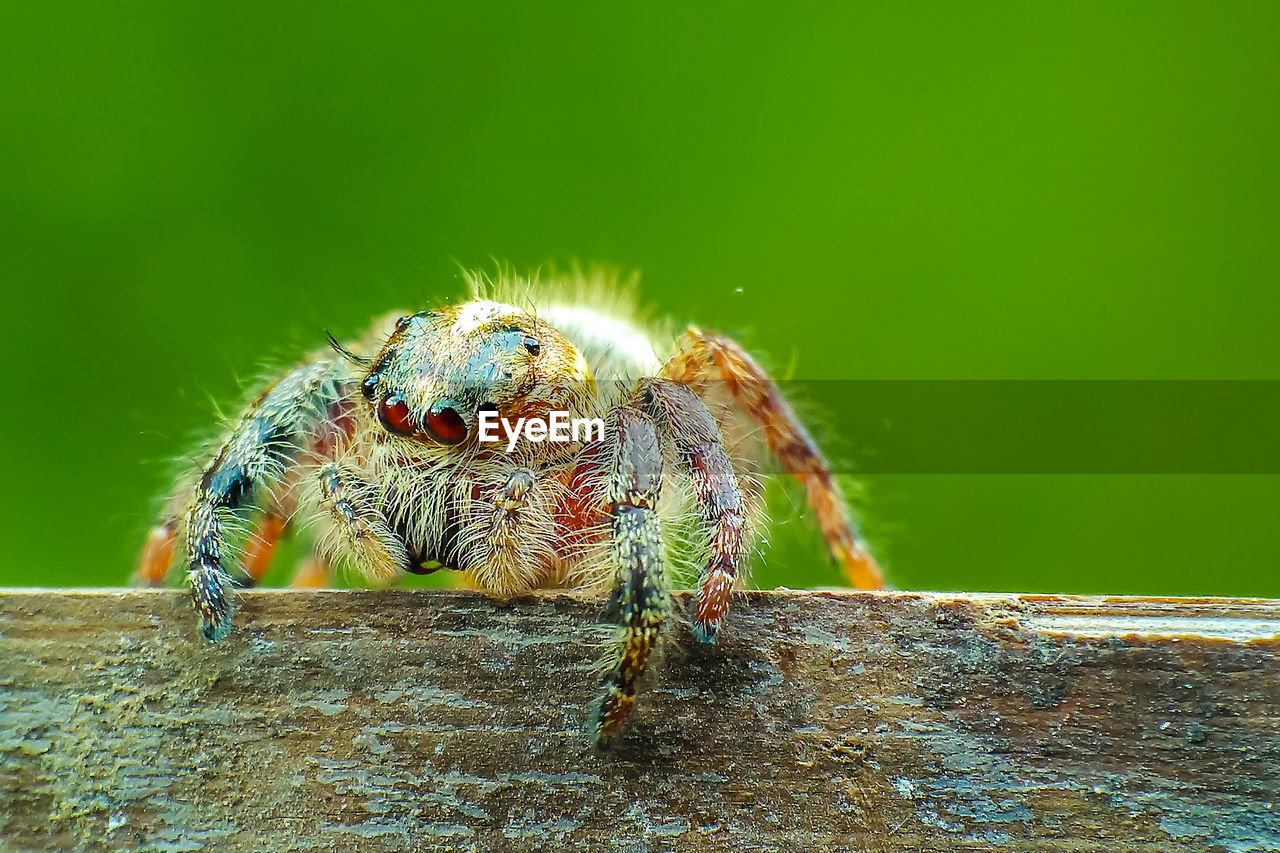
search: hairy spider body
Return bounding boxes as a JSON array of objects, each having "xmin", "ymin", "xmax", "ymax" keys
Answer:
[{"xmin": 138, "ymin": 272, "xmax": 883, "ymax": 746}]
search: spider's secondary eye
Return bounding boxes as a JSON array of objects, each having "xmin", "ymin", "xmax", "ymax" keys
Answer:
[
  {"xmin": 425, "ymin": 403, "xmax": 467, "ymax": 445},
  {"xmin": 378, "ymin": 395, "xmax": 415, "ymax": 435},
  {"xmin": 522, "ymin": 336, "xmax": 541, "ymax": 356},
  {"xmin": 361, "ymin": 373, "xmax": 380, "ymax": 400}
]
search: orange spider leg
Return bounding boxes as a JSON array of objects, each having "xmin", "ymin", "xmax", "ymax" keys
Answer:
[
  {"xmin": 291, "ymin": 554, "xmax": 334, "ymax": 588},
  {"xmin": 662, "ymin": 327, "xmax": 885, "ymax": 590},
  {"xmin": 134, "ymin": 522, "xmax": 177, "ymax": 586},
  {"xmin": 240, "ymin": 514, "xmax": 288, "ymax": 585}
]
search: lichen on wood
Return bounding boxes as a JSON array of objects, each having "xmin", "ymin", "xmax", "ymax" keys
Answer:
[{"xmin": 1, "ymin": 588, "xmax": 1279, "ymax": 852}]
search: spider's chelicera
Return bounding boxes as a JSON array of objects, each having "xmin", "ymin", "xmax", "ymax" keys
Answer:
[{"xmin": 137, "ymin": 271, "xmax": 883, "ymax": 747}]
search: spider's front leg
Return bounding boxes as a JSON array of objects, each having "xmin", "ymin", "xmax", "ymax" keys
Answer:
[
  {"xmin": 176, "ymin": 359, "xmax": 350, "ymax": 641},
  {"xmin": 593, "ymin": 407, "xmax": 669, "ymax": 748}
]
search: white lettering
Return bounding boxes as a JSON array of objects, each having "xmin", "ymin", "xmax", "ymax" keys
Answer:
[
  {"xmin": 549, "ymin": 410, "xmax": 570, "ymax": 442},
  {"xmin": 573, "ymin": 417, "xmax": 605, "ymax": 442},
  {"xmin": 476, "ymin": 410, "xmax": 608, "ymax": 451},
  {"xmin": 505, "ymin": 417, "xmax": 526, "ymax": 453},
  {"xmin": 477, "ymin": 410, "xmax": 500, "ymax": 443}
]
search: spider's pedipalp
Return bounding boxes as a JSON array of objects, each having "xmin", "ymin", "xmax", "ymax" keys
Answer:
[
  {"xmin": 454, "ymin": 464, "xmax": 560, "ymax": 593},
  {"xmin": 639, "ymin": 378, "xmax": 750, "ymax": 643},
  {"xmin": 316, "ymin": 462, "xmax": 408, "ymax": 584},
  {"xmin": 593, "ymin": 406, "xmax": 668, "ymax": 748}
]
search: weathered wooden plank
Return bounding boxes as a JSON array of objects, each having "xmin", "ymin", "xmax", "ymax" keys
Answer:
[{"xmin": 1, "ymin": 588, "xmax": 1278, "ymax": 852}]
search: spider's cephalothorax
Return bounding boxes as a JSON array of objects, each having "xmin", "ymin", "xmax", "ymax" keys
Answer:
[{"xmin": 137, "ymin": 272, "xmax": 884, "ymax": 747}]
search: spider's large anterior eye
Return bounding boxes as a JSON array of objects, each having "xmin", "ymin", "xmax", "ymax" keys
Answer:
[
  {"xmin": 378, "ymin": 395, "xmax": 415, "ymax": 435},
  {"xmin": 424, "ymin": 402, "xmax": 467, "ymax": 445}
]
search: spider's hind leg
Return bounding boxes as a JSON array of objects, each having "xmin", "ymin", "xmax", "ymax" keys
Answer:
[
  {"xmin": 593, "ymin": 406, "xmax": 669, "ymax": 748},
  {"xmin": 291, "ymin": 553, "xmax": 335, "ymax": 588},
  {"xmin": 135, "ymin": 519, "xmax": 179, "ymax": 587},
  {"xmin": 661, "ymin": 327, "xmax": 884, "ymax": 590},
  {"xmin": 237, "ymin": 512, "xmax": 288, "ymax": 587}
]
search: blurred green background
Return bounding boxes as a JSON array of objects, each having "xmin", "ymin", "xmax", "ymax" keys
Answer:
[{"xmin": 1, "ymin": 2, "xmax": 1277, "ymax": 595}]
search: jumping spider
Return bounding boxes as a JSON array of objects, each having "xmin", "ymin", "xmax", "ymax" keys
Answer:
[{"xmin": 137, "ymin": 272, "xmax": 883, "ymax": 746}]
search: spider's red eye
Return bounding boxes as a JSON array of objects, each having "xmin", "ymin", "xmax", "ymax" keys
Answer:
[
  {"xmin": 378, "ymin": 395, "xmax": 415, "ymax": 435},
  {"xmin": 425, "ymin": 403, "xmax": 467, "ymax": 445}
]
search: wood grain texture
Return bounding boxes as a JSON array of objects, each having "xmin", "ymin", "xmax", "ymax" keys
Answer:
[{"xmin": 1, "ymin": 588, "xmax": 1279, "ymax": 852}]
